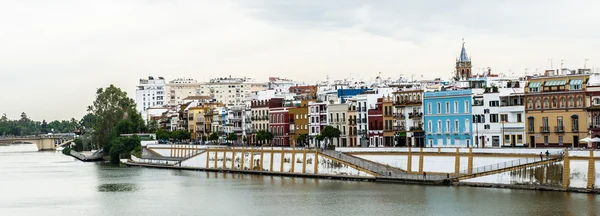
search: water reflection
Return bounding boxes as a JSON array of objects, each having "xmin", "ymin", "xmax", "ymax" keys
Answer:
[{"xmin": 97, "ymin": 183, "xmax": 139, "ymax": 192}]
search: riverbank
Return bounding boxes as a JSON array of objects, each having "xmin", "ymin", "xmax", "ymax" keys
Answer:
[
  {"xmin": 127, "ymin": 161, "xmax": 600, "ymax": 194},
  {"xmin": 125, "ymin": 162, "xmax": 447, "ymax": 185}
]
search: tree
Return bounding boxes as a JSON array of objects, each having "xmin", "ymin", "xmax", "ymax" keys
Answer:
[
  {"xmin": 147, "ymin": 120, "xmax": 159, "ymax": 133},
  {"xmin": 264, "ymin": 131, "xmax": 274, "ymax": 146},
  {"xmin": 86, "ymin": 85, "xmax": 142, "ymax": 150},
  {"xmin": 208, "ymin": 132, "xmax": 220, "ymax": 144},
  {"xmin": 41, "ymin": 120, "xmax": 48, "ymax": 134},
  {"xmin": 226, "ymin": 133, "xmax": 238, "ymax": 145},
  {"xmin": 319, "ymin": 126, "xmax": 341, "ymax": 149},
  {"xmin": 242, "ymin": 136, "xmax": 247, "ymax": 146},
  {"xmin": 296, "ymin": 134, "xmax": 308, "ymax": 147},
  {"xmin": 79, "ymin": 113, "xmax": 96, "ymax": 129},
  {"xmin": 156, "ymin": 129, "xmax": 172, "ymax": 141},
  {"xmin": 172, "ymin": 130, "xmax": 191, "ymax": 142}
]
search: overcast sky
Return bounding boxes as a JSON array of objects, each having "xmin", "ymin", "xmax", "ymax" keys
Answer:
[{"xmin": 1, "ymin": 0, "xmax": 598, "ymax": 121}]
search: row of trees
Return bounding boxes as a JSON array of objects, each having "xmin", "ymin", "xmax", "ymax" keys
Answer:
[
  {"xmin": 156, "ymin": 129, "xmax": 191, "ymax": 142},
  {"xmin": 0, "ymin": 112, "xmax": 83, "ymax": 136}
]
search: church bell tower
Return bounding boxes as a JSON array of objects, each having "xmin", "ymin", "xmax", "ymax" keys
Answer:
[{"xmin": 455, "ymin": 39, "xmax": 472, "ymax": 80}]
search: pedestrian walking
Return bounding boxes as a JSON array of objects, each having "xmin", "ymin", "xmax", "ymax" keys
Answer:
[
  {"xmin": 423, "ymin": 172, "xmax": 427, "ymax": 180},
  {"xmin": 545, "ymin": 150, "xmax": 550, "ymax": 160},
  {"xmin": 338, "ymin": 151, "xmax": 342, "ymax": 158},
  {"xmin": 539, "ymin": 152, "xmax": 543, "ymax": 160}
]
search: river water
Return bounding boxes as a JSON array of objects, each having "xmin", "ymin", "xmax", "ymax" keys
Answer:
[{"xmin": 1, "ymin": 145, "xmax": 599, "ymax": 216}]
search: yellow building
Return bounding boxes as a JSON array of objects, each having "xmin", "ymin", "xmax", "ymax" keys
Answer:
[
  {"xmin": 187, "ymin": 103, "xmax": 222, "ymax": 141},
  {"xmin": 382, "ymin": 96, "xmax": 395, "ymax": 146},
  {"xmin": 525, "ymin": 74, "xmax": 588, "ymax": 148},
  {"xmin": 288, "ymin": 100, "xmax": 310, "ymax": 147}
]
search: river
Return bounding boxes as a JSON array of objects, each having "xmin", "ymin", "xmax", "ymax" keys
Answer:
[{"xmin": 0, "ymin": 145, "xmax": 599, "ymax": 216}]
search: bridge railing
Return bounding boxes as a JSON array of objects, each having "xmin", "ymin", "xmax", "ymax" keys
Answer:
[{"xmin": 455, "ymin": 150, "xmax": 564, "ymax": 178}]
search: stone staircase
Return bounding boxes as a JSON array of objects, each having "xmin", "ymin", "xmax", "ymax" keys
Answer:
[{"xmin": 456, "ymin": 156, "xmax": 563, "ymax": 181}]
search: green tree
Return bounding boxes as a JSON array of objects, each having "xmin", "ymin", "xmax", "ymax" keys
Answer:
[
  {"xmin": 86, "ymin": 85, "xmax": 142, "ymax": 150},
  {"xmin": 79, "ymin": 113, "xmax": 96, "ymax": 129},
  {"xmin": 319, "ymin": 126, "xmax": 341, "ymax": 149},
  {"xmin": 264, "ymin": 131, "xmax": 274, "ymax": 146},
  {"xmin": 147, "ymin": 120, "xmax": 159, "ymax": 133},
  {"xmin": 208, "ymin": 132, "xmax": 219, "ymax": 143},
  {"xmin": 226, "ymin": 133, "xmax": 238, "ymax": 144},
  {"xmin": 172, "ymin": 130, "xmax": 191, "ymax": 142},
  {"xmin": 296, "ymin": 134, "xmax": 308, "ymax": 147},
  {"xmin": 242, "ymin": 136, "xmax": 247, "ymax": 146},
  {"xmin": 156, "ymin": 129, "xmax": 172, "ymax": 141}
]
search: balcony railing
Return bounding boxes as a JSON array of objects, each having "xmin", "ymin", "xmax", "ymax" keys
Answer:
[
  {"xmin": 408, "ymin": 112, "xmax": 423, "ymax": 119},
  {"xmin": 393, "ymin": 113, "xmax": 404, "ymax": 119},
  {"xmin": 554, "ymin": 126, "xmax": 564, "ymax": 133},
  {"xmin": 384, "ymin": 112, "xmax": 393, "ymax": 117},
  {"xmin": 410, "ymin": 126, "xmax": 424, "ymax": 131},
  {"xmin": 394, "ymin": 126, "xmax": 406, "ymax": 131},
  {"xmin": 540, "ymin": 126, "xmax": 550, "ymax": 133}
]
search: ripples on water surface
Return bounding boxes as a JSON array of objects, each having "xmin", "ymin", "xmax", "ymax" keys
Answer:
[{"xmin": 0, "ymin": 145, "xmax": 599, "ymax": 216}]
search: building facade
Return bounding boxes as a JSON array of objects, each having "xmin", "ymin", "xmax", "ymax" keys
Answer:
[
  {"xmin": 393, "ymin": 90, "xmax": 424, "ymax": 147},
  {"xmin": 367, "ymin": 98, "xmax": 384, "ymax": 147},
  {"xmin": 525, "ymin": 74, "xmax": 588, "ymax": 148},
  {"xmin": 308, "ymin": 102, "xmax": 327, "ymax": 147},
  {"xmin": 327, "ymin": 103, "xmax": 348, "ymax": 147},
  {"xmin": 347, "ymin": 100, "xmax": 358, "ymax": 147},
  {"xmin": 288, "ymin": 101, "xmax": 309, "ymax": 147},
  {"xmin": 269, "ymin": 107, "xmax": 290, "ymax": 146},
  {"xmin": 136, "ymin": 76, "xmax": 166, "ymax": 121},
  {"xmin": 166, "ymin": 78, "xmax": 202, "ymax": 105},
  {"xmin": 424, "ymin": 90, "xmax": 473, "ymax": 147}
]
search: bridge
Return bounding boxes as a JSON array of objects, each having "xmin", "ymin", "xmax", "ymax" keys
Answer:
[{"xmin": 0, "ymin": 136, "xmax": 75, "ymax": 151}]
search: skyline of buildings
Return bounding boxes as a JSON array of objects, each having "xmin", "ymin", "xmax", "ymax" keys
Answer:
[{"xmin": 134, "ymin": 42, "xmax": 600, "ymax": 149}]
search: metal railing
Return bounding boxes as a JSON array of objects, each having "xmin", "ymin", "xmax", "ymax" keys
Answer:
[{"xmin": 455, "ymin": 150, "xmax": 564, "ymax": 177}]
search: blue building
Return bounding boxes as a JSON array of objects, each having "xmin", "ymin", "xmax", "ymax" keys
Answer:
[
  {"xmin": 337, "ymin": 88, "xmax": 370, "ymax": 103},
  {"xmin": 423, "ymin": 89, "xmax": 472, "ymax": 147}
]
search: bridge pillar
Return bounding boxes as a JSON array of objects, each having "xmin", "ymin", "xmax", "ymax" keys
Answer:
[
  {"xmin": 231, "ymin": 148, "xmax": 236, "ymax": 169},
  {"xmin": 314, "ymin": 148, "xmax": 319, "ymax": 174},
  {"xmin": 562, "ymin": 150, "xmax": 570, "ymax": 189},
  {"xmin": 418, "ymin": 147, "xmax": 424, "ymax": 173},
  {"xmin": 213, "ymin": 148, "xmax": 218, "ymax": 169},
  {"xmin": 222, "ymin": 150, "xmax": 227, "ymax": 169},
  {"xmin": 454, "ymin": 148, "xmax": 460, "ymax": 174},
  {"xmin": 270, "ymin": 147, "xmax": 274, "ymax": 172},
  {"xmin": 302, "ymin": 148, "xmax": 307, "ymax": 173},
  {"xmin": 588, "ymin": 151, "xmax": 595, "ymax": 190},
  {"xmin": 260, "ymin": 147, "xmax": 264, "ymax": 171},
  {"xmin": 171, "ymin": 145, "xmax": 174, "ymax": 157},
  {"xmin": 250, "ymin": 148, "xmax": 254, "ymax": 170},
  {"xmin": 241, "ymin": 148, "xmax": 245, "ymax": 170},
  {"xmin": 206, "ymin": 148, "xmax": 210, "ymax": 168},
  {"xmin": 407, "ymin": 146, "xmax": 412, "ymax": 172},
  {"xmin": 468, "ymin": 148, "xmax": 473, "ymax": 174},
  {"xmin": 280, "ymin": 149, "xmax": 285, "ymax": 172},
  {"xmin": 438, "ymin": 147, "xmax": 441, "ymax": 153},
  {"xmin": 291, "ymin": 148, "xmax": 296, "ymax": 173}
]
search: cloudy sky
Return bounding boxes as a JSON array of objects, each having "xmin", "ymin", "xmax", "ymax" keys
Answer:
[{"xmin": 1, "ymin": 0, "xmax": 598, "ymax": 121}]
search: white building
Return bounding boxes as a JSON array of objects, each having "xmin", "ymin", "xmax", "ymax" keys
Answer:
[
  {"xmin": 472, "ymin": 78, "xmax": 525, "ymax": 147},
  {"xmin": 197, "ymin": 76, "xmax": 251, "ymax": 105},
  {"xmin": 354, "ymin": 88, "xmax": 395, "ymax": 147},
  {"xmin": 327, "ymin": 103, "xmax": 348, "ymax": 147},
  {"xmin": 166, "ymin": 78, "xmax": 203, "ymax": 105},
  {"xmin": 308, "ymin": 102, "xmax": 327, "ymax": 147},
  {"xmin": 136, "ymin": 76, "xmax": 166, "ymax": 121}
]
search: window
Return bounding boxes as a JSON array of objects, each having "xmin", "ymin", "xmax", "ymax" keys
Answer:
[
  {"xmin": 544, "ymin": 98, "xmax": 549, "ymax": 108},
  {"xmin": 500, "ymin": 114, "xmax": 508, "ymax": 122},
  {"xmin": 505, "ymin": 135, "xmax": 510, "ymax": 144},
  {"xmin": 446, "ymin": 120, "xmax": 451, "ymax": 133},
  {"xmin": 427, "ymin": 103, "xmax": 432, "ymax": 114},
  {"xmin": 465, "ymin": 120, "xmax": 470, "ymax": 132},
  {"xmin": 454, "ymin": 102, "xmax": 458, "ymax": 113},
  {"xmin": 557, "ymin": 116, "xmax": 563, "ymax": 128},
  {"xmin": 528, "ymin": 118, "xmax": 535, "ymax": 132},
  {"xmin": 572, "ymin": 116, "xmax": 579, "ymax": 132},
  {"xmin": 542, "ymin": 117, "xmax": 549, "ymax": 130},
  {"xmin": 437, "ymin": 120, "xmax": 442, "ymax": 133},
  {"xmin": 577, "ymin": 97, "xmax": 583, "ymax": 107},
  {"xmin": 560, "ymin": 98, "xmax": 565, "ymax": 108},
  {"xmin": 428, "ymin": 121, "xmax": 432, "ymax": 132},
  {"xmin": 454, "ymin": 120, "xmax": 459, "ymax": 132},
  {"xmin": 455, "ymin": 138, "xmax": 460, "ymax": 146},
  {"xmin": 517, "ymin": 114, "xmax": 522, "ymax": 122},
  {"xmin": 536, "ymin": 99, "xmax": 541, "ymax": 109},
  {"xmin": 544, "ymin": 136, "xmax": 549, "ymax": 145},
  {"xmin": 569, "ymin": 97, "xmax": 574, "ymax": 107},
  {"xmin": 446, "ymin": 137, "xmax": 451, "ymax": 145},
  {"xmin": 489, "ymin": 101, "xmax": 499, "ymax": 107},
  {"xmin": 437, "ymin": 103, "xmax": 441, "ymax": 114},
  {"xmin": 558, "ymin": 136, "xmax": 564, "ymax": 145},
  {"xmin": 528, "ymin": 100, "xmax": 533, "ymax": 109},
  {"xmin": 446, "ymin": 102, "xmax": 450, "ymax": 114},
  {"xmin": 517, "ymin": 135, "xmax": 523, "ymax": 143},
  {"xmin": 464, "ymin": 101, "xmax": 469, "ymax": 113},
  {"xmin": 490, "ymin": 114, "xmax": 499, "ymax": 123},
  {"xmin": 529, "ymin": 87, "xmax": 539, "ymax": 92},
  {"xmin": 484, "ymin": 124, "xmax": 491, "ymax": 129}
]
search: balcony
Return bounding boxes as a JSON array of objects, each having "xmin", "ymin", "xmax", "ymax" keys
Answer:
[
  {"xmin": 463, "ymin": 129, "xmax": 470, "ymax": 134},
  {"xmin": 394, "ymin": 126, "xmax": 406, "ymax": 131},
  {"xmin": 554, "ymin": 126, "xmax": 564, "ymax": 133},
  {"xmin": 540, "ymin": 126, "xmax": 550, "ymax": 133},
  {"xmin": 394, "ymin": 100, "xmax": 422, "ymax": 107},
  {"xmin": 408, "ymin": 112, "xmax": 423, "ymax": 119},
  {"xmin": 393, "ymin": 113, "xmax": 404, "ymax": 119},
  {"xmin": 410, "ymin": 126, "xmax": 424, "ymax": 131},
  {"xmin": 384, "ymin": 112, "xmax": 393, "ymax": 117},
  {"xmin": 362, "ymin": 107, "xmax": 366, "ymax": 112}
]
